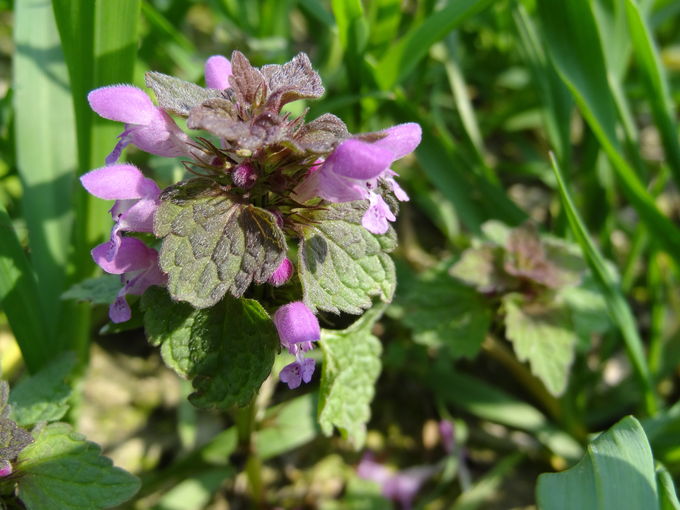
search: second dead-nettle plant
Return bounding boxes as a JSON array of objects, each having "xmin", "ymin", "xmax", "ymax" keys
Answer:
[{"xmin": 80, "ymin": 51, "xmax": 421, "ymax": 399}]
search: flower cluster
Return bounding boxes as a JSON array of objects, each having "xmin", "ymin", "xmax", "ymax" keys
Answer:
[{"xmin": 81, "ymin": 51, "xmax": 421, "ymax": 389}]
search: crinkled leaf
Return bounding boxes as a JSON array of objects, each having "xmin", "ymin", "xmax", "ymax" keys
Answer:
[
  {"xmin": 142, "ymin": 287, "xmax": 278, "ymax": 409},
  {"xmin": 61, "ymin": 275, "xmax": 121, "ymax": 305},
  {"xmin": 145, "ymin": 71, "xmax": 222, "ymax": 117},
  {"xmin": 504, "ymin": 223, "xmax": 559, "ymax": 287},
  {"xmin": 398, "ymin": 265, "xmax": 492, "ymax": 358},
  {"xmin": 537, "ymin": 416, "xmax": 659, "ymax": 510},
  {"xmin": 450, "ymin": 244, "xmax": 512, "ymax": 293},
  {"xmin": 261, "ymin": 52, "xmax": 325, "ymax": 110},
  {"xmin": 298, "ymin": 201, "xmax": 397, "ymax": 315},
  {"xmin": 187, "ymin": 98, "xmax": 248, "ymax": 139},
  {"xmin": 318, "ymin": 306, "xmax": 384, "ymax": 448},
  {"xmin": 228, "ymin": 51, "xmax": 267, "ymax": 108},
  {"xmin": 503, "ymin": 294, "xmax": 576, "ymax": 396},
  {"xmin": 9, "ymin": 353, "xmax": 75, "ymax": 427},
  {"xmin": 16, "ymin": 422, "xmax": 140, "ymax": 510},
  {"xmin": 155, "ymin": 179, "xmax": 286, "ymax": 308},
  {"xmin": 0, "ymin": 381, "xmax": 9, "ymax": 419},
  {"xmin": 0, "ymin": 417, "xmax": 32, "ymax": 463},
  {"xmin": 293, "ymin": 113, "xmax": 349, "ymax": 153}
]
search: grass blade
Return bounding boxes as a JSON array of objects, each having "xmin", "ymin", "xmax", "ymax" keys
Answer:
[
  {"xmin": 0, "ymin": 202, "xmax": 50, "ymax": 372},
  {"xmin": 538, "ymin": 0, "xmax": 680, "ymax": 261},
  {"xmin": 375, "ymin": 0, "xmax": 494, "ymax": 90},
  {"xmin": 549, "ymin": 153, "xmax": 657, "ymax": 415},
  {"xmin": 13, "ymin": 0, "xmax": 79, "ymax": 364},
  {"xmin": 625, "ymin": 0, "xmax": 680, "ymax": 184}
]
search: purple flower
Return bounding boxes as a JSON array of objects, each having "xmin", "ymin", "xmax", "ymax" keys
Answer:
[
  {"xmin": 273, "ymin": 302, "xmax": 321, "ymax": 389},
  {"xmin": 81, "ymin": 164, "xmax": 160, "ymax": 263},
  {"xmin": 439, "ymin": 420, "xmax": 455, "ymax": 455},
  {"xmin": 357, "ymin": 454, "xmax": 436, "ymax": 510},
  {"xmin": 88, "ymin": 85, "xmax": 191, "ymax": 164},
  {"xmin": 294, "ymin": 123, "xmax": 421, "ymax": 234},
  {"xmin": 268, "ymin": 257, "xmax": 294, "ymax": 287},
  {"xmin": 232, "ymin": 161, "xmax": 258, "ymax": 189},
  {"xmin": 0, "ymin": 460, "xmax": 12, "ymax": 478},
  {"xmin": 279, "ymin": 357, "xmax": 315, "ymax": 389},
  {"xmin": 273, "ymin": 301, "xmax": 320, "ymax": 353},
  {"xmin": 105, "ymin": 238, "xmax": 166, "ymax": 323},
  {"xmin": 205, "ymin": 55, "xmax": 232, "ymax": 89}
]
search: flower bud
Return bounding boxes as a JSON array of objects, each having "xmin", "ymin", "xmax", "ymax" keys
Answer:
[
  {"xmin": 0, "ymin": 460, "xmax": 12, "ymax": 477},
  {"xmin": 232, "ymin": 161, "xmax": 258, "ymax": 189},
  {"xmin": 273, "ymin": 301, "xmax": 320, "ymax": 348},
  {"xmin": 268, "ymin": 258, "xmax": 293, "ymax": 287}
]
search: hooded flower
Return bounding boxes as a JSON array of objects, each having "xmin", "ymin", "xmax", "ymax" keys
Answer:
[
  {"xmin": 88, "ymin": 85, "xmax": 191, "ymax": 164},
  {"xmin": 294, "ymin": 123, "xmax": 422, "ymax": 234},
  {"xmin": 273, "ymin": 301, "xmax": 321, "ymax": 389},
  {"xmin": 204, "ymin": 55, "xmax": 233, "ymax": 89},
  {"xmin": 81, "ymin": 164, "xmax": 161, "ymax": 264},
  {"xmin": 102, "ymin": 237, "xmax": 166, "ymax": 323}
]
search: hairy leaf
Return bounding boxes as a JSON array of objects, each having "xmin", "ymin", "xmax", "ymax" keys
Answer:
[
  {"xmin": 318, "ymin": 306, "xmax": 384, "ymax": 448},
  {"xmin": 0, "ymin": 381, "xmax": 32, "ymax": 463},
  {"xmin": 229, "ymin": 51, "xmax": 267, "ymax": 108},
  {"xmin": 10, "ymin": 353, "xmax": 75, "ymax": 427},
  {"xmin": 16, "ymin": 423, "xmax": 140, "ymax": 510},
  {"xmin": 503, "ymin": 294, "xmax": 576, "ymax": 396},
  {"xmin": 145, "ymin": 71, "xmax": 221, "ymax": 117},
  {"xmin": 61, "ymin": 274, "xmax": 121, "ymax": 305},
  {"xmin": 298, "ymin": 201, "xmax": 397, "ymax": 315},
  {"xmin": 398, "ymin": 265, "xmax": 492, "ymax": 358},
  {"xmin": 293, "ymin": 113, "xmax": 349, "ymax": 153},
  {"xmin": 142, "ymin": 287, "xmax": 279, "ymax": 409},
  {"xmin": 450, "ymin": 244, "xmax": 512, "ymax": 293},
  {"xmin": 261, "ymin": 52, "xmax": 325, "ymax": 110},
  {"xmin": 155, "ymin": 180, "xmax": 286, "ymax": 308}
]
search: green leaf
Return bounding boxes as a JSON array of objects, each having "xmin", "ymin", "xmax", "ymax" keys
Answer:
[
  {"xmin": 255, "ymin": 393, "xmax": 320, "ymax": 460},
  {"xmin": 375, "ymin": 0, "xmax": 494, "ymax": 89},
  {"xmin": 538, "ymin": 0, "xmax": 680, "ymax": 261},
  {"xmin": 145, "ymin": 71, "xmax": 221, "ymax": 117},
  {"xmin": 61, "ymin": 274, "xmax": 121, "ymax": 305},
  {"xmin": 0, "ymin": 381, "xmax": 33, "ymax": 464},
  {"xmin": 298, "ymin": 201, "xmax": 396, "ymax": 315},
  {"xmin": 9, "ymin": 353, "xmax": 75, "ymax": 427},
  {"xmin": 503, "ymin": 294, "xmax": 576, "ymax": 396},
  {"xmin": 318, "ymin": 306, "xmax": 384, "ymax": 448},
  {"xmin": 398, "ymin": 265, "xmax": 491, "ymax": 358},
  {"xmin": 449, "ymin": 244, "xmax": 511, "ymax": 293},
  {"xmin": 550, "ymin": 154, "xmax": 656, "ymax": 413},
  {"xmin": 155, "ymin": 180, "xmax": 286, "ymax": 308},
  {"xmin": 0, "ymin": 202, "xmax": 50, "ymax": 372},
  {"xmin": 657, "ymin": 464, "xmax": 680, "ymax": 510},
  {"xmin": 142, "ymin": 287, "xmax": 279, "ymax": 409},
  {"xmin": 537, "ymin": 416, "xmax": 659, "ymax": 510},
  {"xmin": 16, "ymin": 422, "xmax": 140, "ymax": 510}
]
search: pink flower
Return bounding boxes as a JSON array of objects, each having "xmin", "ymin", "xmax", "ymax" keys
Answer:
[
  {"xmin": 273, "ymin": 301, "xmax": 321, "ymax": 389},
  {"xmin": 81, "ymin": 164, "xmax": 160, "ymax": 263},
  {"xmin": 268, "ymin": 258, "xmax": 294, "ymax": 287},
  {"xmin": 88, "ymin": 85, "xmax": 191, "ymax": 164},
  {"xmin": 205, "ymin": 55, "xmax": 232, "ymax": 89},
  {"xmin": 104, "ymin": 238, "xmax": 166, "ymax": 323},
  {"xmin": 294, "ymin": 123, "xmax": 421, "ymax": 234}
]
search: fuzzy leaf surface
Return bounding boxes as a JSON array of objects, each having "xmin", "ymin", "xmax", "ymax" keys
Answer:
[
  {"xmin": 0, "ymin": 381, "xmax": 32, "ymax": 463},
  {"xmin": 318, "ymin": 306, "xmax": 384, "ymax": 448},
  {"xmin": 16, "ymin": 422, "xmax": 140, "ymax": 510},
  {"xmin": 10, "ymin": 353, "xmax": 74, "ymax": 427},
  {"xmin": 503, "ymin": 294, "xmax": 576, "ymax": 396},
  {"xmin": 155, "ymin": 179, "xmax": 286, "ymax": 308},
  {"xmin": 261, "ymin": 52, "xmax": 325, "ymax": 110},
  {"xmin": 145, "ymin": 71, "xmax": 221, "ymax": 117},
  {"xmin": 398, "ymin": 265, "xmax": 491, "ymax": 358},
  {"xmin": 298, "ymin": 201, "xmax": 396, "ymax": 315},
  {"xmin": 142, "ymin": 287, "xmax": 278, "ymax": 409}
]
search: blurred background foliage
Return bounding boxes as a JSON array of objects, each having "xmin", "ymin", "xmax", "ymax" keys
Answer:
[{"xmin": 1, "ymin": 0, "xmax": 680, "ymax": 508}]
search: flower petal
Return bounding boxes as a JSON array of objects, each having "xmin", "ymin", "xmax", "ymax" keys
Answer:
[
  {"xmin": 372, "ymin": 123, "xmax": 422, "ymax": 160},
  {"xmin": 109, "ymin": 292, "xmax": 132, "ymax": 323},
  {"xmin": 127, "ymin": 109, "xmax": 190, "ymax": 158},
  {"xmin": 81, "ymin": 164, "xmax": 159, "ymax": 200},
  {"xmin": 280, "ymin": 361, "xmax": 303, "ymax": 389},
  {"xmin": 362, "ymin": 193, "xmax": 395, "ymax": 234},
  {"xmin": 92, "ymin": 237, "xmax": 156, "ymax": 274},
  {"xmin": 88, "ymin": 85, "xmax": 155, "ymax": 124},
  {"xmin": 117, "ymin": 197, "xmax": 159, "ymax": 233},
  {"xmin": 205, "ymin": 55, "xmax": 232, "ymax": 89},
  {"xmin": 273, "ymin": 302, "xmax": 320, "ymax": 346},
  {"xmin": 324, "ymin": 139, "xmax": 395, "ymax": 180}
]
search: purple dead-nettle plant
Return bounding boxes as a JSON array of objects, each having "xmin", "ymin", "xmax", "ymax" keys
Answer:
[{"xmin": 81, "ymin": 51, "xmax": 421, "ymax": 403}]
